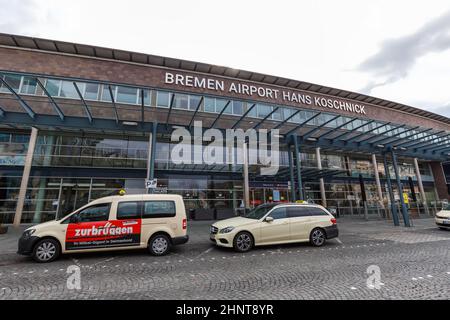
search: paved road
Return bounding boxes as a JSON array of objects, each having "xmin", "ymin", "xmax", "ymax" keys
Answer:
[{"xmin": 0, "ymin": 218, "xmax": 449, "ymax": 299}]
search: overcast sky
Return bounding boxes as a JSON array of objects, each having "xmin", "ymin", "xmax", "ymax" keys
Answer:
[{"xmin": 1, "ymin": 0, "xmax": 450, "ymax": 117}]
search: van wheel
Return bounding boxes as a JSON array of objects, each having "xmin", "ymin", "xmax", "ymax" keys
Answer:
[
  {"xmin": 310, "ymin": 228, "xmax": 326, "ymax": 247},
  {"xmin": 32, "ymin": 239, "xmax": 60, "ymax": 263},
  {"xmin": 148, "ymin": 234, "xmax": 171, "ymax": 256},
  {"xmin": 233, "ymin": 232, "xmax": 253, "ymax": 253}
]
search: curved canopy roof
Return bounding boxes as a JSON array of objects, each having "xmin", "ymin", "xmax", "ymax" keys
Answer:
[{"xmin": 0, "ymin": 32, "xmax": 449, "ymax": 126}]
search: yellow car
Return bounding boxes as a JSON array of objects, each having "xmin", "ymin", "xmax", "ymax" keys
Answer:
[
  {"xmin": 435, "ymin": 203, "xmax": 450, "ymax": 230},
  {"xmin": 18, "ymin": 194, "xmax": 188, "ymax": 262},
  {"xmin": 210, "ymin": 203, "xmax": 338, "ymax": 252}
]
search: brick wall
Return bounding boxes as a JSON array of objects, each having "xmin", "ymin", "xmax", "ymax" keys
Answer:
[{"xmin": 1, "ymin": 46, "xmax": 449, "ymax": 131}]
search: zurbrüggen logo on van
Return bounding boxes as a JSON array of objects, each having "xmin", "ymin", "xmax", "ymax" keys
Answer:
[
  {"xmin": 66, "ymin": 220, "xmax": 141, "ymax": 250},
  {"xmin": 74, "ymin": 222, "xmax": 134, "ymax": 237}
]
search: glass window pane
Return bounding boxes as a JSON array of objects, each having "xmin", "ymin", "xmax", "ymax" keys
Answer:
[
  {"xmin": 84, "ymin": 83, "xmax": 99, "ymax": 100},
  {"xmin": 117, "ymin": 201, "xmax": 141, "ymax": 219},
  {"xmin": 257, "ymin": 104, "xmax": 272, "ymax": 118},
  {"xmin": 173, "ymin": 93, "xmax": 189, "ymax": 109},
  {"xmin": 287, "ymin": 207, "xmax": 310, "ymax": 218},
  {"xmin": 143, "ymin": 201, "xmax": 176, "ymax": 218},
  {"xmin": 204, "ymin": 97, "xmax": 215, "ymax": 112},
  {"xmin": 157, "ymin": 91, "xmax": 170, "ymax": 108},
  {"xmin": 283, "ymin": 108, "xmax": 293, "ymax": 120},
  {"xmin": 1, "ymin": 74, "xmax": 21, "ymax": 93},
  {"xmin": 268, "ymin": 207, "xmax": 287, "ymax": 220},
  {"xmin": 45, "ymin": 79, "xmax": 61, "ymax": 96},
  {"xmin": 20, "ymin": 77, "xmax": 37, "ymax": 95},
  {"xmin": 101, "ymin": 85, "xmax": 116, "ymax": 102},
  {"xmin": 272, "ymin": 107, "xmax": 283, "ymax": 121},
  {"xmin": 223, "ymin": 101, "xmax": 233, "ymax": 114},
  {"xmin": 60, "ymin": 81, "xmax": 82, "ymax": 99},
  {"xmin": 138, "ymin": 89, "xmax": 151, "ymax": 106},
  {"xmin": 77, "ymin": 203, "xmax": 110, "ymax": 222},
  {"xmin": 232, "ymin": 101, "xmax": 243, "ymax": 115},
  {"xmin": 216, "ymin": 99, "xmax": 228, "ymax": 113},
  {"xmin": 116, "ymin": 86, "xmax": 138, "ymax": 104},
  {"xmin": 247, "ymin": 103, "xmax": 257, "ymax": 117},
  {"xmin": 189, "ymin": 95, "xmax": 201, "ymax": 111}
]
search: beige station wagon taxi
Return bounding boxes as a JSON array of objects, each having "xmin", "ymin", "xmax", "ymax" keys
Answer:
[
  {"xmin": 210, "ymin": 203, "xmax": 338, "ymax": 252},
  {"xmin": 18, "ymin": 194, "xmax": 188, "ymax": 262},
  {"xmin": 435, "ymin": 202, "xmax": 450, "ymax": 230}
]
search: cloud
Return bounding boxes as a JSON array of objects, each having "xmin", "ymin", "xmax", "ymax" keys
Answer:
[
  {"xmin": 0, "ymin": 0, "xmax": 36, "ymax": 34},
  {"xmin": 429, "ymin": 103, "xmax": 450, "ymax": 117},
  {"xmin": 357, "ymin": 10, "xmax": 450, "ymax": 94},
  {"xmin": 0, "ymin": 0, "xmax": 59, "ymax": 37}
]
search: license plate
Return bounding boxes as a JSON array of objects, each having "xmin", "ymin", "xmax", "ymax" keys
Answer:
[{"xmin": 443, "ymin": 220, "xmax": 450, "ymax": 225}]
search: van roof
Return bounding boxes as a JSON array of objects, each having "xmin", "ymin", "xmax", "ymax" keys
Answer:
[{"xmin": 89, "ymin": 194, "xmax": 183, "ymax": 203}]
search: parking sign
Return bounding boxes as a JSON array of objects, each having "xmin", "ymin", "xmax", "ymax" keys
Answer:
[{"xmin": 145, "ymin": 179, "xmax": 158, "ymax": 189}]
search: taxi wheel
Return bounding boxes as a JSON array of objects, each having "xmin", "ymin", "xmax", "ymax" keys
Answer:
[
  {"xmin": 148, "ymin": 234, "xmax": 171, "ymax": 256},
  {"xmin": 233, "ymin": 231, "xmax": 253, "ymax": 253},
  {"xmin": 310, "ymin": 228, "xmax": 326, "ymax": 247},
  {"xmin": 32, "ymin": 238, "xmax": 60, "ymax": 263}
]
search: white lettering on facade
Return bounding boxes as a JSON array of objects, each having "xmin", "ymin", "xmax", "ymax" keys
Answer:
[{"xmin": 164, "ymin": 72, "xmax": 367, "ymax": 115}]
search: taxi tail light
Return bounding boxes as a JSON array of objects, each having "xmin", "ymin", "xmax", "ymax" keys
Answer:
[
  {"xmin": 182, "ymin": 218, "xmax": 187, "ymax": 230},
  {"xmin": 331, "ymin": 218, "xmax": 337, "ymax": 225}
]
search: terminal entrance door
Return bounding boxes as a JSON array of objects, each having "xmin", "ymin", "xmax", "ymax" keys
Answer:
[
  {"xmin": 250, "ymin": 187, "xmax": 290, "ymax": 207},
  {"xmin": 56, "ymin": 179, "xmax": 91, "ymax": 219}
]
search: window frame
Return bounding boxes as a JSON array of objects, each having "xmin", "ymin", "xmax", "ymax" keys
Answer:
[
  {"xmin": 142, "ymin": 200, "xmax": 176, "ymax": 219},
  {"xmin": 267, "ymin": 207, "xmax": 288, "ymax": 220},
  {"xmin": 287, "ymin": 206, "xmax": 311, "ymax": 218},
  {"xmin": 116, "ymin": 201, "xmax": 142, "ymax": 220},
  {"xmin": 61, "ymin": 202, "xmax": 111, "ymax": 224}
]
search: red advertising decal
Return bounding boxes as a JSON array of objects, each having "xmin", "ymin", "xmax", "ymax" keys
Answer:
[{"xmin": 66, "ymin": 220, "xmax": 141, "ymax": 250}]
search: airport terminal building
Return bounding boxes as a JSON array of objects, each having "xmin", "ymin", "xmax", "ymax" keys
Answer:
[{"xmin": 0, "ymin": 33, "xmax": 449, "ymax": 226}]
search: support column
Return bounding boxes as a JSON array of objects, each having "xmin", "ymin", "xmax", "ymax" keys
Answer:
[
  {"xmin": 288, "ymin": 144, "xmax": 296, "ymax": 202},
  {"xmin": 383, "ymin": 153, "xmax": 400, "ymax": 226},
  {"xmin": 372, "ymin": 154, "xmax": 385, "ymax": 215},
  {"xmin": 293, "ymin": 136, "xmax": 304, "ymax": 201},
  {"xmin": 146, "ymin": 122, "xmax": 157, "ymax": 194},
  {"xmin": 316, "ymin": 147, "xmax": 327, "ymax": 207},
  {"xmin": 14, "ymin": 127, "xmax": 38, "ymax": 227},
  {"xmin": 34, "ymin": 135, "xmax": 55, "ymax": 223},
  {"xmin": 391, "ymin": 150, "xmax": 411, "ymax": 227},
  {"xmin": 413, "ymin": 158, "xmax": 429, "ymax": 215},
  {"xmin": 243, "ymin": 142, "xmax": 250, "ymax": 208}
]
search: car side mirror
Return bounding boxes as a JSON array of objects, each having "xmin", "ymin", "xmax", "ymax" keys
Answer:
[{"xmin": 264, "ymin": 216, "xmax": 274, "ymax": 223}]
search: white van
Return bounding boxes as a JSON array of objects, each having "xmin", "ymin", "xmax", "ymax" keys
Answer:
[{"xmin": 18, "ymin": 194, "xmax": 188, "ymax": 262}]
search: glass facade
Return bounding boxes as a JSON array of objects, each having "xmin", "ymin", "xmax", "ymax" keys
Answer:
[
  {"xmin": 0, "ymin": 126, "xmax": 444, "ymax": 224},
  {"xmin": 0, "ymin": 71, "xmax": 448, "ymax": 225}
]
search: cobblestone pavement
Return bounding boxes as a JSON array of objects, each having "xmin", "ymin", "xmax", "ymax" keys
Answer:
[{"xmin": 0, "ymin": 218, "xmax": 449, "ymax": 300}]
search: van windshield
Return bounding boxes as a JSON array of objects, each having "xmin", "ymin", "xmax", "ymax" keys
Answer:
[{"xmin": 245, "ymin": 204, "xmax": 278, "ymax": 219}]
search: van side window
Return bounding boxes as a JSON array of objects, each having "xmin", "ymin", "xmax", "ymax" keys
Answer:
[
  {"xmin": 117, "ymin": 201, "xmax": 141, "ymax": 220},
  {"xmin": 268, "ymin": 207, "xmax": 287, "ymax": 220},
  {"xmin": 308, "ymin": 207, "xmax": 329, "ymax": 216},
  {"xmin": 287, "ymin": 206, "xmax": 310, "ymax": 218},
  {"xmin": 62, "ymin": 203, "xmax": 111, "ymax": 224},
  {"xmin": 143, "ymin": 201, "xmax": 176, "ymax": 218}
]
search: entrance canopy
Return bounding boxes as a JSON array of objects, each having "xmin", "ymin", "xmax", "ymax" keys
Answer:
[{"xmin": 0, "ymin": 70, "xmax": 449, "ymax": 162}]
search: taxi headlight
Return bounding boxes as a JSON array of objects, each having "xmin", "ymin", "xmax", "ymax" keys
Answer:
[
  {"xmin": 23, "ymin": 229, "xmax": 35, "ymax": 238},
  {"xmin": 219, "ymin": 226, "xmax": 235, "ymax": 234}
]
